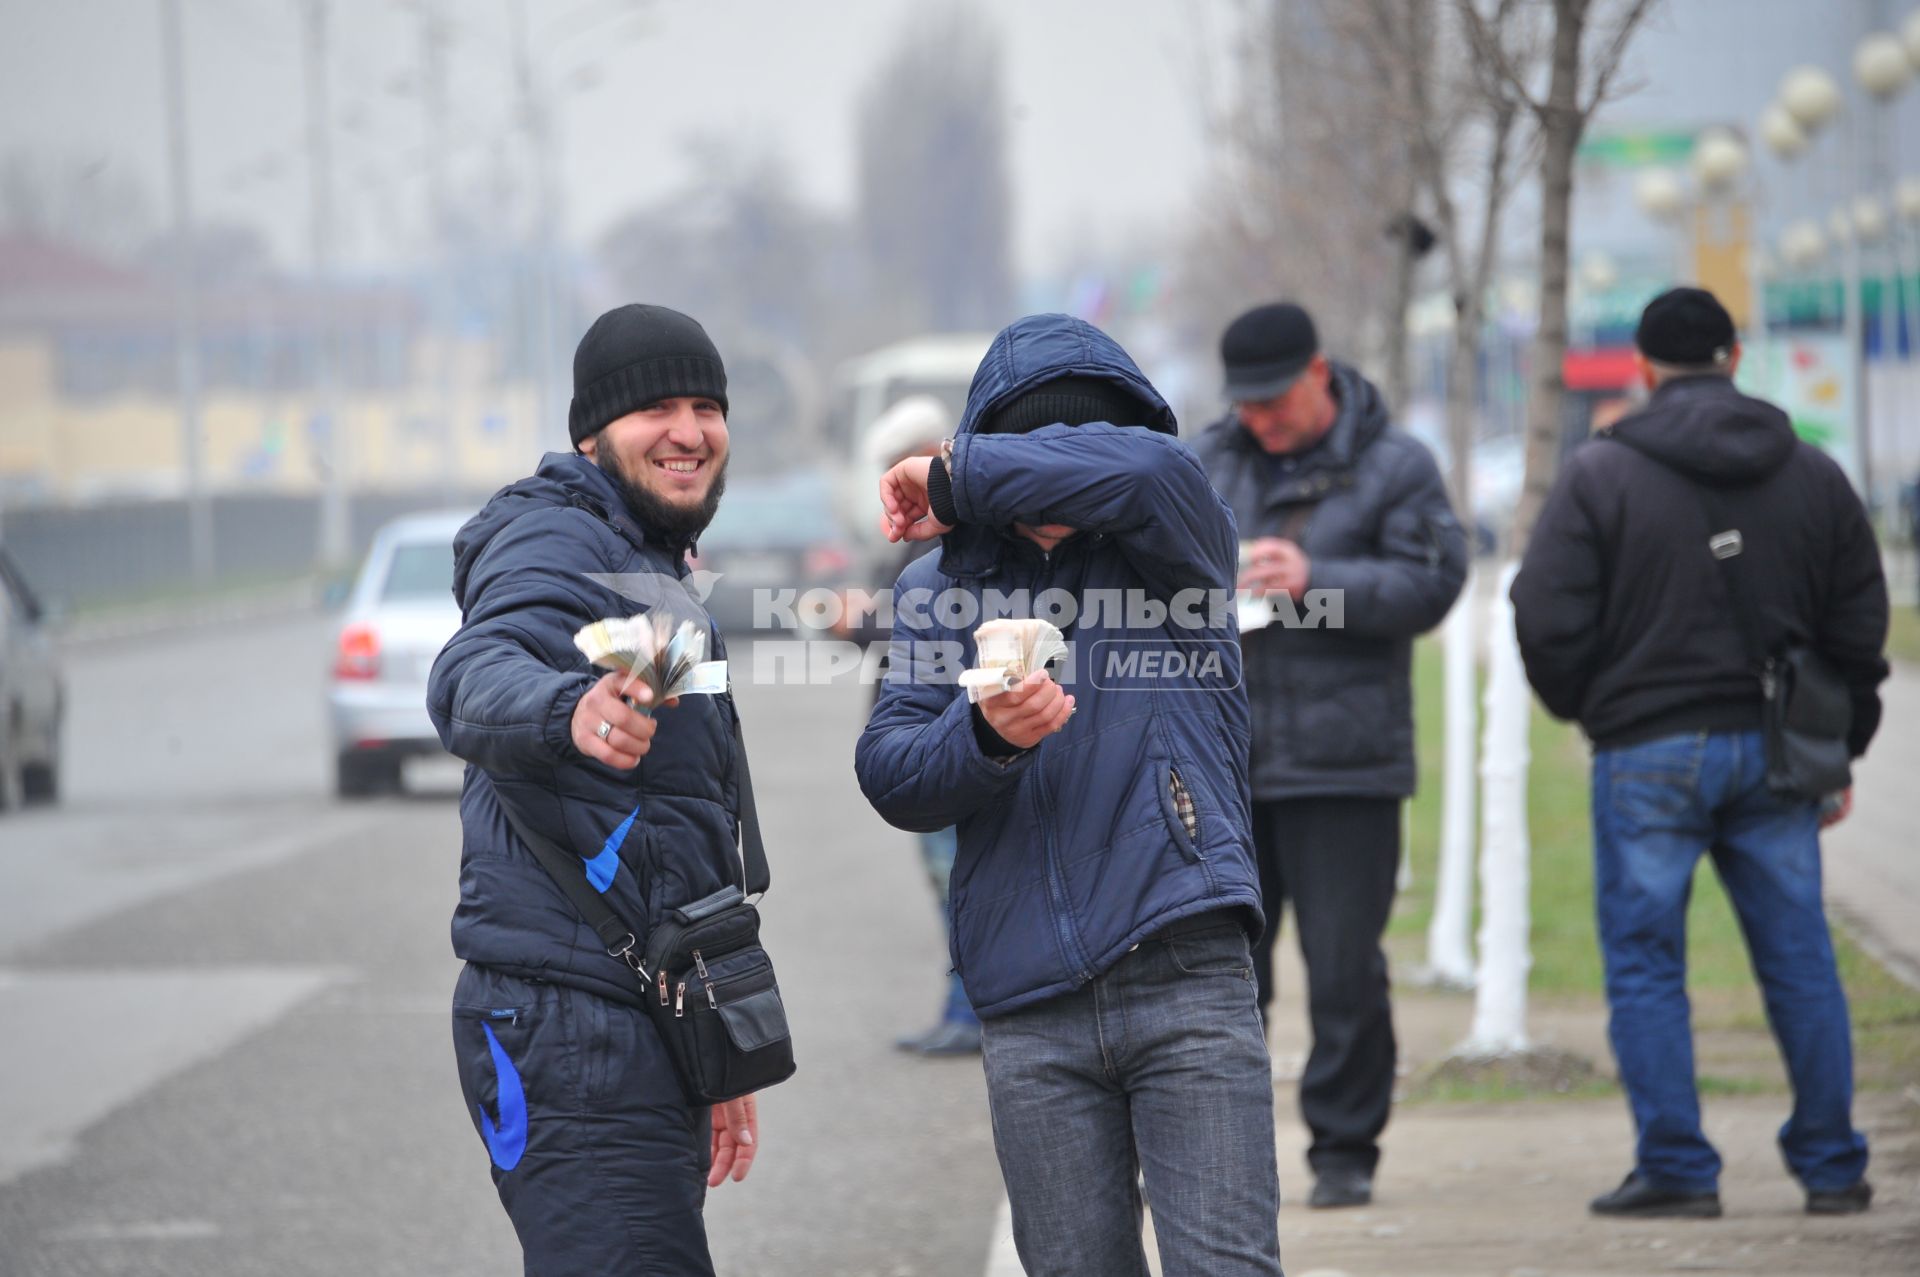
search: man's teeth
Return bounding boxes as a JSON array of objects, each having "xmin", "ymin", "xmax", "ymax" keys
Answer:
[{"xmin": 657, "ymin": 460, "xmax": 701, "ymax": 473}]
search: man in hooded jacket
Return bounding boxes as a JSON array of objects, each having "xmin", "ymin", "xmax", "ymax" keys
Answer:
[
  {"xmin": 427, "ymin": 304, "xmax": 761, "ymax": 1275},
  {"xmin": 1194, "ymin": 301, "xmax": 1466, "ymax": 1209},
  {"xmin": 1511, "ymin": 287, "xmax": 1887, "ymax": 1220},
  {"xmin": 856, "ymin": 314, "xmax": 1283, "ymax": 1277}
]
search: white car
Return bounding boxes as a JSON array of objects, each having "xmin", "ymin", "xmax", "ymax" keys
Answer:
[{"xmin": 327, "ymin": 511, "xmax": 467, "ymax": 797}]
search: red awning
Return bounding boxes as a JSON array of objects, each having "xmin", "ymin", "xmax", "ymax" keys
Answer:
[{"xmin": 1563, "ymin": 347, "xmax": 1639, "ymax": 391}]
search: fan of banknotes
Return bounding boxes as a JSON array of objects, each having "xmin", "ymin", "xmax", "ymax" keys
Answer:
[
  {"xmin": 958, "ymin": 617, "xmax": 1067, "ymax": 703},
  {"xmin": 573, "ymin": 613, "xmax": 729, "ymax": 711}
]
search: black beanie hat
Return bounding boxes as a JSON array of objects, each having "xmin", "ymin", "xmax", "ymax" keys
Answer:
[
  {"xmin": 979, "ymin": 374, "xmax": 1153, "ymax": 436},
  {"xmin": 568, "ymin": 304, "xmax": 728, "ymax": 447},
  {"xmin": 1635, "ymin": 287, "xmax": 1737, "ymax": 367}
]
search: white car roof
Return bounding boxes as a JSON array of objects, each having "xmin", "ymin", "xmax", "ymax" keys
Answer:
[{"xmin": 376, "ymin": 510, "xmax": 472, "ymax": 543}]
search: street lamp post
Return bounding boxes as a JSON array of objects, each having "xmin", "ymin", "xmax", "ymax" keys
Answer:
[{"xmin": 1779, "ymin": 63, "xmax": 1872, "ymax": 500}]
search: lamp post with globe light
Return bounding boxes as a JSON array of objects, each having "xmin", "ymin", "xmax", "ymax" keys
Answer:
[
  {"xmin": 1631, "ymin": 129, "xmax": 1758, "ymax": 353},
  {"xmin": 1853, "ymin": 25, "xmax": 1916, "ymax": 491},
  {"xmin": 1777, "ymin": 62, "xmax": 1874, "ymax": 498}
]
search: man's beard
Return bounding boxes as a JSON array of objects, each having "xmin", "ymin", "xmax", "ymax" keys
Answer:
[{"xmin": 595, "ymin": 441, "xmax": 728, "ymax": 542}]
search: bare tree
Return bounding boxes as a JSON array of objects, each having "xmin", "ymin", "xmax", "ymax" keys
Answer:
[
  {"xmin": 1458, "ymin": 0, "xmax": 1658, "ymax": 550},
  {"xmin": 1331, "ymin": 0, "xmax": 1538, "ymax": 511},
  {"xmin": 1319, "ymin": 0, "xmax": 1544, "ymax": 996},
  {"xmin": 855, "ymin": 4, "xmax": 1014, "ymax": 337},
  {"xmin": 1173, "ymin": 0, "xmax": 1407, "ymax": 375}
]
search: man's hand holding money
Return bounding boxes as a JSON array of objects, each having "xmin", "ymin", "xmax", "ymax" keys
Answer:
[
  {"xmin": 571, "ymin": 673, "xmax": 676, "ymax": 769},
  {"xmin": 977, "ymin": 669, "xmax": 1076, "ymax": 752}
]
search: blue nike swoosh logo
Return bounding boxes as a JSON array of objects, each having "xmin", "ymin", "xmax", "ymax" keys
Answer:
[{"xmin": 478, "ymin": 1022, "xmax": 527, "ymax": 1171}]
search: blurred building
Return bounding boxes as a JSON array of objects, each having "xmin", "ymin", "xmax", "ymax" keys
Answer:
[{"xmin": 0, "ymin": 232, "xmax": 542, "ymax": 508}]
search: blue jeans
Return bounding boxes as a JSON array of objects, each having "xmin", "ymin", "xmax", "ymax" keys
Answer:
[
  {"xmin": 1592, "ymin": 729, "xmax": 1868, "ymax": 1193},
  {"xmin": 979, "ymin": 916, "xmax": 1283, "ymax": 1277},
  {"xmin": 919, "ymin": 826, "xmax": 978, "ymax": 1026}
]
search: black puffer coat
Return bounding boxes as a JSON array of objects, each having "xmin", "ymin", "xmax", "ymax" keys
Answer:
[
  {"xmin": 428, "ymin": 452, "xmax": 744, "ymax": 1010},
  {"xmin": 1194, "ymin": 363, "xmax": 1467, "ymax": 801}
]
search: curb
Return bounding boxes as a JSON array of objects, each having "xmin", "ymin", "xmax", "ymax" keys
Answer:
[{"xmin": 55, "ymin": 582, "xmax": 327, "ymax": 650}]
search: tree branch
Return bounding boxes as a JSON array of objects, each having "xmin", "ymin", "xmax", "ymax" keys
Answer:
[{"xmin": 1579, "ymin": 0, "xmax": 1660, "ymax": 117}]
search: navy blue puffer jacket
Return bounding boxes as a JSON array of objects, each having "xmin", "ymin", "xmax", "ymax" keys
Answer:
[
  {"xmin": 428, "ymin": 452, "xmax": 742, "ymax": 1010},
  {"xmin": 854, "ymin": 315, "xmax": 1263, "ymax": 1019}
]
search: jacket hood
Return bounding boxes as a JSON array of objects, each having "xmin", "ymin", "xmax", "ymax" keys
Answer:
[
  {"xmin": 1607, "ymin": 375, "xmax": 1796, "ymax": 486},
  {"xmin": 955, "ymin": 314, "xmax": 1177, "ymax": 439},
  {"xmin": 451, "ymin": 451, "xmax": 669, "ymax": 607},
  {"xmin": 938, "ymin": 315, "xmax": 1176, "ymax": 577}
]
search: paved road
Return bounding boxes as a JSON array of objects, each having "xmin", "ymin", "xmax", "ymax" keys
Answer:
[{"xmin": 0, "ymin": 615, "xmax": 1004, "ymax": 1277}]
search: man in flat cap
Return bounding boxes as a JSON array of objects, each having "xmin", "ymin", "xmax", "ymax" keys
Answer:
[
  {"xmin": 1194, "ymin": 301, "xmax": 1467, "ymax": 1209},
  {"xmin": 1512, "ymin": 286, "xmax": 1888, "ymax": 1220}
]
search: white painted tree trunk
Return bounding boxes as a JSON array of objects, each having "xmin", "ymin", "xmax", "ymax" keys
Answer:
[
  {"xmin": 1465, "ymin": 561, "xmax": 1532, "ymax": 1053},
  {"xmin": 1425, "ymin": 569, "xmax": 1478, "ymax": 987}
]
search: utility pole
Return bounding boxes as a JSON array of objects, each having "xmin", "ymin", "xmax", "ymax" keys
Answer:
[
  {"xmin": 421, "ymin": 2, "xmax": 457, "ymax": 504},
  {"xmin": 161, "ymin": 0, "xmax": 214, "ymax": 587},
  {"xmin": 303, "ymin": 0, "xmax": 349, "ymax": 566},
  {"xmin": 509, "ymin": 0, "xmax": 559, "ymax": 463}
]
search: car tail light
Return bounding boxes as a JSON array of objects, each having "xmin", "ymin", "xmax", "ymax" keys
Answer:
[
  {"xmin": 335, "ymin": 624, "xmax": 381, "ymax": 680},
  {"xmin": 805, "ymin": 544, "xmax": 852, "ymax": 578}
]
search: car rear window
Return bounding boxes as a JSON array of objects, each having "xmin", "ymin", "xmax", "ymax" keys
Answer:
[{"xmin": 381, "ymin": 540, "xmax": 455, "ymax": 602}]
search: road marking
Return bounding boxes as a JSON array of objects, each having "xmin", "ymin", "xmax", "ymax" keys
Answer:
[
  {"xmin": 984, "ymin": 1196, "xmax": 1021, "ymax": 1276},
  {"xmin": 45, "ymin": 1219, "xmax": 222, "ymax": 1243},
  {"xmin": 983, "ymin": 1194, "xmax": 1166, "ymax": 1276},
  {"xmin": 0, "ymin": 810, "xmax": 381, "ymax": 957},
  {"xmin": 0, "ymin": 965, "xmax": 344, "ymax": 1186}
]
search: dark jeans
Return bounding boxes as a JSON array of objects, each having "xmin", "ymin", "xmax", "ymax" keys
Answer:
[
  {"xmin": 452, "ymin": 963, "xmax": 714, "ymax": 1277},
  {"xmin": 919, "ymin": 824, "xmax": 978, "ymax": 1026},
  {"xmin": 979, "ymin": 915, "xmax": 1283, "ymax": 1277},
  {"xmin": 1592, "ymin": 729, "xmax": 1868, "ymax": 1192},
  {"xmin": 1251, "ymin": 796, "xmax": 1400, "ymax": 1176}
]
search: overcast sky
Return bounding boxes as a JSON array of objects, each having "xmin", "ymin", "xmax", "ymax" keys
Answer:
[
  {"xmin": 0, "ymin": 0, "xmax": 1242, "ymax": 277},
  {"xmin": 3, "ymin": 1, "xmax": 1915, "ymax": 283}
]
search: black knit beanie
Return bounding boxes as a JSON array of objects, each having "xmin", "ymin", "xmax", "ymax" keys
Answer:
[
  {"xmin": 979, "ymin": 374, "xmax": 1152, "ymax": 435},
  {"xmin": 568, "ymin": 304, "xmax": 728, "ymax": 447}
]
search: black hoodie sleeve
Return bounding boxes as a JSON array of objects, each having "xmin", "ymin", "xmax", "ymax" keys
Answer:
[
  {"xmin": 1811, "ymin": 463, "xmax": 1890, "ymax": 757},
  {"xmin": 1511, "ymin": 459, "xmax": 1605, "ymax": 722}
]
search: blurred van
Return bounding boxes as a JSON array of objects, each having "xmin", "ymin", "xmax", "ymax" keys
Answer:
[{"xmin": 826, "ymin": 333, "xmax": 991, "ymax": 558}]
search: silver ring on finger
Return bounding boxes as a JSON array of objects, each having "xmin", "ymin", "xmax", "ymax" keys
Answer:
[{"xmin": 596, "ymin": 719, "xmax": 614, "ymax": 741}]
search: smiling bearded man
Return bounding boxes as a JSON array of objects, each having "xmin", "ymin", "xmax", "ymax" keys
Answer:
[{"xmin": 429, "ymin": 303, "xmax": 767, "ymax": 1275}]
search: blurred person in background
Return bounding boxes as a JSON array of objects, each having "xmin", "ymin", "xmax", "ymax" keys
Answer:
[
  {"xmin": 839, "ymin": 394, "xmax": 981, "ymax": 1056},
  {"xmin": 1512, "ymin": 287, "xmax": 1887, "ymax": 1220},
  {"xmin": 428, "ymin": 304, "xmax": 760, "ymax": 1275},
  {"xmin": 1195, "ymin": 300, "xmax": 1466, "ymax": 1210},
  {"xmin": 856, "ymin": 314, "xmax": 1282, "ymax": 1277}
]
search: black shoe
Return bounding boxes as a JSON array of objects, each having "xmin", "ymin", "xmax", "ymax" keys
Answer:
[
  {"xmin": 1588, "ymin": 1172, "xmax": 1721, "ymax": 1219},
  {"xmin": 1309, "ymin": 1169, "xmax": 1373, "ymax": 1209},
  {"xmin": 892, "ymin": 1020, "xmax": 982, "ymax": 1057},
  {"xmin": 1806, "ymin": 1179, "xmax": 1872, "ymax": 1215}
]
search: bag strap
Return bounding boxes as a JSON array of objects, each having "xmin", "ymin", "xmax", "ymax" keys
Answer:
[
  {"xmin": 498, "ymin": 799, "xmax": 652, "ymax": 984},
  {"xmin": 496, "ymin": 712, "xmax": 770, "ymax": 986},
  {"xmin": 733, "ymin": 712, "xmax": 770, "ymax": 898},
  {"xmin": 1601, "ymin": 432, "xmax": 1770, "ymax": 676}
]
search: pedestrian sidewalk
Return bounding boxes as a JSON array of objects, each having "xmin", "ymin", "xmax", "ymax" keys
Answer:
[
  {"xmin": 1247, "ymin": 981, "xmax": 1919, "ymax": 1277},
  {"xmin": 1823, "ymin": 659, "xmax": 1920, "ymax": 989},
  {"xmin": 984, "ymin": 918, "xmax": 1918, "ymax": 1277}
]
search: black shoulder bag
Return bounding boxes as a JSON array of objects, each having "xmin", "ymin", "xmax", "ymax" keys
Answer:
[
  {"xmin": 500, "ymin": 716, "xmax": 797, "ymax": 1105},
  {"xmin": 1607, "ymin": 433, "xmax": 1853, "ymax": 801}
]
